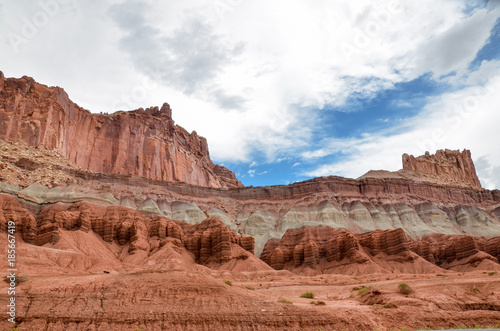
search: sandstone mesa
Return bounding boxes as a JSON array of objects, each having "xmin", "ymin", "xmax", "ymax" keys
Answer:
[{"xmin": 1, "ymin": 71, "xmax": 499, "ymax": 330}]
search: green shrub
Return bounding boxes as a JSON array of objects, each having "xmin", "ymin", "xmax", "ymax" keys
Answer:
[
  {"xmin": 310, "ymin": 300, "xmax": 326, "ymax": 305},
  {"xmin": 245, "ymin": 285, "xmax": 254, "ymax": 290},
  {"xmin": 223, "ymin": 280, "xmax": 232, "ymax": 286},
  {"xmin": 358, "ymin": 286, "xmax": 371, "ymax": 296},
  {"xmin": 278, "ymin": 296, "xmax": 293, "ymax": 304},
  {"xmin": 300, "ymin": 292, "xmax": 314, "ymax": 299},
  {"xmin": 398, "ymin": 282, "xmax": 413, "ymax": 295},
  {"xmin": 488, "ymin": 271, "xmax": 498, "ymax": 276},
  {"xmin": 383, "ymin": 302, "xmax": 397, "ymax": 308}
]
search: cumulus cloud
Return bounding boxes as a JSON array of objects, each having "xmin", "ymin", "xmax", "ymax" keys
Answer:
[
  {"xmin": 108, "ymin": 0, "xmax": 245, "ymax": 109},
  {"xmin": 1, "ymin": 0, "xmax": 499, "ymax": 187},
  {"xmin": 414, "ymin": 8, "xmax": 499, "ymax": 78},
  {"xmin": 304, "ymin": 62, "xmax": 500, "ymax": 188}
]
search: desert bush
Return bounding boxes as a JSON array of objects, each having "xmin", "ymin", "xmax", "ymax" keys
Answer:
[
  {"xmin": 300, "ymin": 292, "xmax": 314, "ymax": 299},
  {"xmin": 398, "ymin": 282, "xmax": 413, "ymax": 295},
  {"xmin": 278, "ymin": 296, "xmax": 293, "ymax": 304},
  {"xmin": 4, "ymin": 274, "xmax": 30, "ymax": 286},
  {"xmin": 383, "ymin": 302, "xmax": 397, "ymax": 308},
  {"xmin": 488, "ymin": 271, "xmax": 498, "ymax": 276},
  {"xmin": 357, "ymin": 286, "xmax": 371, "ymax": 296},
  {"xmin": 310, "ymin": 300, "xmax": 326, "ymax": 306},
  {"xmin": 223, "ymin": 280, "xmax": 232, "ymax": 286},
  {"xmin": 245, "ymin": 285, "xmax": 254, "ymax": 290}
]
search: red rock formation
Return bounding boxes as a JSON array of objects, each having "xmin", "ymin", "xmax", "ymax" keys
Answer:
[
  {"xmin": 402, "ymin": 149, "xmax": 481, "ymax": 188},
  {"xmin": 0, "ymin": 72, "xmax": 241, "ymax": 188},
  {"xmin": 183, "ymin": 217, "xmax": 255, "ymax": 264},
  {"xmin": 29, "ymin": 201, "xmax": 255, "ymax": 266},
  {"xmin": 263, "ymin": 225, "xmax": 500, "ymax": 274},
  {"xmin": 409, "ymin": 234, "xmax": 499, "ymax": 271},
  {"xmin": 0, "ymin": 194, "xmax": 36, "ymax": 244},
  {"xmin": 261, "ymin": 226, "xmax": 424, "ymax": 274},
  {"xmin": 0, "ymin": 71, "xmax": 4, "ymax": 92},
  {"xmin": 481, "ymin": 236, "xmax": 500, "ymax": 261}
]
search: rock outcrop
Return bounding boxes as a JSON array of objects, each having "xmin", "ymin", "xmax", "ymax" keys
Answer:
[
  {"xmin": 2, "ymin": 141, "xmax": 500, "ymax": 257},
  {"xmin": 0, "ymin": 194, "xmax": 36, "ymax": 244},
  {"xmin": 22, "ymin": 198, "xmax": 256, "ymax": 268},
  {"xmin": 409, "ymin": 234, "xmax": 500, "ymax": 271},
  {"xmin": 262, "ymin": 225, "xmax": 500, "ymax": 274},
  {"xmin": 402, "ymin": 149, "xmax": 481, "ymax": 188},
  {"xmin": 0, "ymin": 72, "xmax": 241, "ymax": 188},
  {"xmin": 183, "ymin": 217, "xmax": 255, "ymax": 264}
]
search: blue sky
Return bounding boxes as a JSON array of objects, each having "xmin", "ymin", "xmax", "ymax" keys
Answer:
[{"xmin": 1, "ymin": 0, "xmax": 500, "ymax": 188}]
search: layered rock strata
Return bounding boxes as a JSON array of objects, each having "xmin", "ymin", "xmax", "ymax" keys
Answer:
[
  {"xmin": 0, "ymin": 195, "xmax": 255, "ymax": 266},
  {"xmin": 403, "ymin": 149, "xmax": 481, "ymax": 188},
  {"xmin": 262, "ymin": 225, "xmax": 500, "ymax": 274},
  {"xmin": 0, "ymin": 72, "xmax": 241, "ymax": 188}
]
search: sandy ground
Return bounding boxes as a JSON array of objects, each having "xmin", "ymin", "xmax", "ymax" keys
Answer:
[{"xmin": 1, "ymin": 267, "xmax": 499, "ymax": 330}]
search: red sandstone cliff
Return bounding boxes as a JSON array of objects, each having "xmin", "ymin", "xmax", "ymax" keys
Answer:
[
  {"xmin": 402, "ymin": 149, "xmax": 481, "ymax": 189},
  {"xmin": 0, "ymin": 71, "xmax": 241, "ymax": 188}
]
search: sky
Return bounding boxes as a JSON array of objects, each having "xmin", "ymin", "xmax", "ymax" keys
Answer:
[{"xmin": 1, "ymin": 0, "xmax": 499, "ymax": 188}]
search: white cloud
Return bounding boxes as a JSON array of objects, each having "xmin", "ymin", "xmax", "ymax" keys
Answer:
[
  {"xmin": 413, "ymin": 7, "xmax": 499, "ymax": 78},
  {"xmin": 276, "ymin": 157, "xmax": 291, "ymax": 163},
  {"xmin": 0, "ymin": 0, "xmax": 499, "ymax": 186},
  {"xmin": 304, "ymin": 63, "xmax": 500, "ymax": 188}
]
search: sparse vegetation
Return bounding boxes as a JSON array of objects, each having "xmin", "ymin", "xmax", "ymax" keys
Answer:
[
  {"xmin": 355, "ymin": 285, "xmax": 371, "ymax": 296},
  {"xmin": 310, "ymin": 300, "xmax": 326, "ymax": 305},
  {"xmin": 4, "ymin": 274, "xmax": 30, "ymax": 286},
  {"xmin": 223, "ymin": 280, "xmax": 232, "ymax": 286},
  {"xmin": 398, "ymin": 282, "xmax": 413, "ymax": 295},
  {"xmin": 278, "ymin": 296, "xmax": 293, "ymax": 304},
  {"xmin": 245, "ymin": 285, "xmax": 254, "ymax": 290},
  {"xmin": 300, "ymin": 291, "xmax": 315, "ymax": 299},
  {"xmin": 383, "ymin": 302, "xmax": 397, "ymax": 308},
  {"xmin": 489, "ymin": 271, "xmax": 498, "ymax": 276},
  {"xmin": 470, "ymin": 285, "xmax": 479, "ymax": 294},
  {"xmin": 436, "ymin": 274, "xmax": 447, "ymax": 277}
]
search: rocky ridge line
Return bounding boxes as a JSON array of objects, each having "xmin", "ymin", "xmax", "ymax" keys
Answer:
[
  {"xmin": 403, "ymin": 149, "xmax": 481, "ymax": 188},
  {"xmin": 0, "ymin": 71, "xmax": 241, "ymax": 188}
]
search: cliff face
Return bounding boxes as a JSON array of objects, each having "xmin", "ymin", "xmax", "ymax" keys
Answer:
[
  {"xmin": 2, "ymin": 141, "xmax": 500, "ymax": 257},
  {"xmin": 402, "ymin": 149, "xmax": 481, "ymax": 189},
  {"xmin": 0, "ymin": 72, "xmax": 241, "ymax": 188}
]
